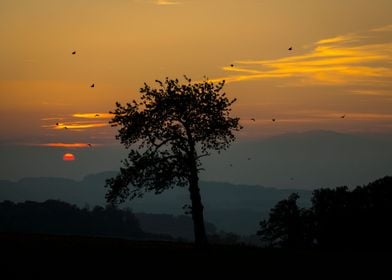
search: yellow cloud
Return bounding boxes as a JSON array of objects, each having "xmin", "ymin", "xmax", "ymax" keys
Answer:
[
  {"xmin": 43, "ymin": 122, "xmax": 108, "ymax": 130},
  {"xmin": 73, "ymin": 113, "xmax": 113, "ymax": 119},
  {"xmin": 371, "ymin": 24, "xmax": 392, "ymax": 32},
  {"xmin": 155, "ymin": 0, "xmax": 180, "ymax": 5},
  {"xmin": 316, "ymin": 34, "xmax": 360, "ymax": 45},
  {"xmin": 349, "ymin": 89, "xmax": 391, "ymax": 96},
  {"xmin": 217, "ymin": 27, "xmax": 392, "ymax": 86},
  {"xmin": 35, "ymin": 143, "xmax": 99, "ymax": 148}
]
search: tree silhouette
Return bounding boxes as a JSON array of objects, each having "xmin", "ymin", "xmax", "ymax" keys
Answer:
[
  {"xmin": 257, "ymin": 176, "xmax": 392, "ymax": 250},
  {"xmin": 105, "ymin": 77, "xmax": 241, "ymax": 247},
  {"xmin": 257, "ymin": 193, "xmax": 312, "ymax": 248}
]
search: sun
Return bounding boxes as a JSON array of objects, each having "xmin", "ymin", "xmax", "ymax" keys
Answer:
[{"xmin": 63, "ymin": 153, "xmax": 75, "ymax": 161}]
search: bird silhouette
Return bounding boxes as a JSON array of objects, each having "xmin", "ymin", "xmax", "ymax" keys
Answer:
[
  {"xmin": 341, "ymin": 114, "xmax": 346, "ymax": 118},
  {"xmin": 87, "ymin": 143, "xmax": 92, "ymax": 147},
  {"xmin": 56, "ymin": 122, "xmax": 59, "ymax": 126},
  {"xmin": 288, "ymin": 46, "xmax": 293, "ymax": 51},
  {"xmin": 72, "ymin": 51, "xmax": 76, "ymax": 55},
  {"xmin": 272, "ymin": 118, "xmax": 276, "ymax": 122},
  {"xmin": 64, "ymin": 126, "xmax": 68, "ymax": 129},
  {"xmin": 90, "ymin": 84, "xmax": 95, "ymax": 88},
  {"xmin": 247, "ymin": 157, "xmax": 251, "ymax": 160},
  {"xmin": 230, "ymin": 64, "xmax": 234, "ymax": 67},
  {"xmin": 229, "ymin": 164, "xmax": 233, "ymax": 167},
  {"xmin": 95, "ymin": 114, "xmax": 100, "ymax": 117},
  {"xmin": 251, "ymin": 118, "xmax": 256, "ymax": 122}
]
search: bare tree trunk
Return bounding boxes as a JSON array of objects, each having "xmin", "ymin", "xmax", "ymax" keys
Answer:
[
  {"xmin": 188, "ymin": 170, "xmax": 209, "ymax": 248},
  {"xmin": 185, "ymin": 128, "xmax": 209, "ymax": 248}
]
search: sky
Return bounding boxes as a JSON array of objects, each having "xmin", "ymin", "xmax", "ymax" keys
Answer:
[{"xmin": 0, "ymin": 0, "xmax": 391, "ymax": 184}]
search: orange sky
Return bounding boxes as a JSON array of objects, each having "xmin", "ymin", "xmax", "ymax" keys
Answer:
[{"xmin": 1, "ymin": 0, "xmax": 391, "ymax": 147}]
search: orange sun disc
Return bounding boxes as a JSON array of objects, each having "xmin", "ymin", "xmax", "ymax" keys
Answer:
[{"xmin": 63, "ymin": 153, "xmax": 75, "ymax": 161}]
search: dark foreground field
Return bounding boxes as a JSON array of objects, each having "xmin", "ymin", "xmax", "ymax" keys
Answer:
[{"xmin": 0, "ymin": 233, "xmax": 388, "ymax": 278}]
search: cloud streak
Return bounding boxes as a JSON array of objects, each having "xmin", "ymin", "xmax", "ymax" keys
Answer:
[
  {"xmin": 215, "ymin": 27, "xmax": 392, "ymax": 86},
  {"xmin": 33, "ymin": 143, "xmax": 100, "ymax": 148},
  {"xmin": 52, "ymin": 123, "xmax": 108, "ymax": 130},
  {"xmin": 72, "ymin": 113, "xmax": 113, "ymax": 119},
  {"xmin": 155, "ymin": 0, "xmax": 180, "ymax": 5},
  {"xmin": 41, "ymin": 113, "xmax": 112, "ymax": 131}
]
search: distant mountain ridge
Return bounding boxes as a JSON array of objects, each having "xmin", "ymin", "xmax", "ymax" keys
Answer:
[
  {"xmin": 0, "ymin": 172, "xmax": 311, "ymax": 235},
  {"xmin": 202, "ymin": 130, "xmax": 392, "ymax": 188}
]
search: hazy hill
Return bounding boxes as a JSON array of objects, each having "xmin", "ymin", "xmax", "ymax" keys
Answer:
[
  {"xmin": 0, "ymin": 173, "xmax": 311, "ymax": 235},
  {"xmin": 202, "ymin": 130, "xmax": 392, "ymax": 188},
  {"xmin": 2, "ymin": 130, "xmax": 391, "ymax": 234}
]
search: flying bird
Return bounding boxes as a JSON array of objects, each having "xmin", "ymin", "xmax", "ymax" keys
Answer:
[
  {"xmin": 72, "ymin": 51, "xmax": 76, "ymax": 55},
  {"xmin": 64, "ymin": 126, "xmax": 68, "ymax": 129},
  {"xmin": 90, "ymin": 84, "xmax": 95, "ymax": 88},
  {"xmin": 87, "ymin": 144, "xmax": 92, "ymax": 147},
  {"xmin": 341, "ymin": 114, "xmax": 346, "ymax": 118},
  {"xmin": 95, "ymin": 114, "xmax": 100, "ymax": 117},
  {"xmin": 247, "ymin": 157, "xmax": 251, "ymax": 161},
  {"xmin": 56, "ymin": 122, "xmax": 59, "ymax": 126},
  {"xmin": 251, "ymin": 118, "xmax": 256, "ymax": 122},
  {"xmin": 288, "ymin": 46, "xmax": 293, "ymax": 51},
  {"xmin": 272, "ymin": 118, "xmax": 276, "ymax": 122},
  {"xmin": 230, "ymin": 64, "xmax": 234, "ymax": 67}
]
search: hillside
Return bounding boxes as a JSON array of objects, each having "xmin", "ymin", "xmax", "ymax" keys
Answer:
[{"xmin": 0, "ymin": 173, "xmax": 311, "ymax": 235}]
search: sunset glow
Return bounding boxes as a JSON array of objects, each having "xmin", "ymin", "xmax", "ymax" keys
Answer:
[
  {"xmin": 0, "ymin": 0, "xmax": 391, "ymax": 144},
  {"xmin": 0, "ymin": 0, "xmax": 392, "ymax": 192}
]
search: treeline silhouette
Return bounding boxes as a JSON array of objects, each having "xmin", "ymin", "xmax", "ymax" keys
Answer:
[
  {"xmin": 0, "ymin": 200, "xmax": 146, "ymax": 239},
  {"xmin": 258, "ymin": 176, "xmax": 392, "ymax": 250},
  {"xmin": 2, "ymin": 176, "xmax": 391, "ymax": 250},
  {"xmin": 0, "ymin": 199, "xmax": 229, "ymax": 242}
]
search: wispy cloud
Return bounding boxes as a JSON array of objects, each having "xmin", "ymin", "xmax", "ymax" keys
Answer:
[
  {"xmin": 155, "ymin": 0, "xmax": 180, "ymax": 5},
  {"xmin": 41, "ymin": 117, "xmax": 65, "ymax": 121},
  {"xmin": 371, "ymin": 24, "xmax": 392, "ymax": 33},
  {"xmin": 72, "ymin": 113, "xmax": 113, "ymax": 119},
  {"xmin": 349, "ymin": 89, "xmax": 391, "ymax": 96},
  {"xmin": 53, "ymin": 123, "xmax": 108, "ymax": 130},
  {"xmin": 33, "ymin": 143, "xmax": 100, "ymax": 148},
  {"xmin": 41, "ymin": 113, "xmax": 112, "ymax": 131},
  {"xmin": 42, "ymin": 122, "xmax": 108, "ymax": 130},
  {"xmin": 316, "ymin": 34, "xmax": 362, "ymax": 45},
  {"xmin": 215, "ymin": 26, "xmax": 392, "ymax": 86},
  {"xmin": 239, "ymin": 109, "xmax": 392, "ymax": 126}
]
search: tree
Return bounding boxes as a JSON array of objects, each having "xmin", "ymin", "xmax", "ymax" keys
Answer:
[
  {"xmin": 105, "ymin": 77, "xmax": 241, "ymax": 247},
  {"xmin": 257, "ymin": 193, "xmax": 311, "ymax": 248}
]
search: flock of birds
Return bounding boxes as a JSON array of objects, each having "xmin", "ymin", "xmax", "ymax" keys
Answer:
[
  {"xmin": 230, "ymin": 46, "xmax": 346, "ymax": 122},
  {"xmin": 54, "ymin": 50, "xmax": 97, "ymax": 147},
  {"xmin": 226, "ymin": 45, "xmax": 346, "ymax": 175},
  {"xmin": 59, "ymin": 47, "xmax": 346, "ymax": 168},
  {"xmin": 71, "ymin": 51, "xmax": 95, "ymax": 87}
]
